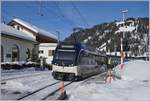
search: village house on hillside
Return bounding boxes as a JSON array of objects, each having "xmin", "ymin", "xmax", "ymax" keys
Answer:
[{"xmin": 1, "ymin": 18, "xmax": 58, "ymax": 64}]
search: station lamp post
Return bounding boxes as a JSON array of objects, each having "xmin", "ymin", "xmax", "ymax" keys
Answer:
[{"xmin": 121, "ymin": 10, "xmax": 128, "ymax": 64}]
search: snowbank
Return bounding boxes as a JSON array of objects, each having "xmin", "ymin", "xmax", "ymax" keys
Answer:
[
  {"xmin": 114, "ymin": 60, "xmax": 150, "ymax": 81},
  {"xmin": 70, "ymin": 60, "xmax": 150, "ymax": 101}
]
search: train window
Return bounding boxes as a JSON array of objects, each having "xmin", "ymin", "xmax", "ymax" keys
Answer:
[
  {"xmin": 92, "ymin": 59, "xmax": 96, "ymax": 65},
  {"xmin": 55, "ymin": 50, "xmax": 76, "ymax": 61},
  {"xmin": 78, "ymin": 51, "xmax": 89, "ymax": 65}
]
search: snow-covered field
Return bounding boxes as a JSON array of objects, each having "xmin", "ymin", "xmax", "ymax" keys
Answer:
[{"xmin": 69, "ymin": 60, "xmax": 150, "ymax": 101}]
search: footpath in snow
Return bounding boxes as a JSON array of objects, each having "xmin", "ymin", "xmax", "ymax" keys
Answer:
[{"xmin": 69, "ymin": 60, "xmax": 150, "ymax": 101}]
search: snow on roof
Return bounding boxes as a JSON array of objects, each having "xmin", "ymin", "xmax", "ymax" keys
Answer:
[
  {"xmin": 12, "ymin": 18, "xmax": 58, "ymax": 40},
  {"xmin": 1, "ymin": 23, "xmax": 36, "ymax": 42},
  {"xmin": 116, "ymin": 21, "xmax": 124, "ymax": 26},
  {"xmin": 115, "ymin": 26, "xmax": 135, "ymax": 34},
  {"xmin": 100, "ymin": 42, "xmax": 106, "ymax": 48}
]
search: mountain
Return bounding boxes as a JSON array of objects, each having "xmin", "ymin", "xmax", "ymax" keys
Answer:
[{"xmin": 64, "ymin": 17, "xmax": 149, "ymax": 57}]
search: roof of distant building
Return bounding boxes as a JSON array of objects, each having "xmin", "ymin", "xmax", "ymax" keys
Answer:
[{"xmin": 8, "ymin": 18, "xmax": 58, "ymax": 41}]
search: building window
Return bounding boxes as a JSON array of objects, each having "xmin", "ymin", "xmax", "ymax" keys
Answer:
[
  {"xmin": 17, "ymin": 26, "xmax": 20, "ymax": 30},
  {"xmin": 48, "ymin": 50, "xmax": 53, "ymax": 56},
  {"xmin": 12, "ymin": 44, "xmax": 20, "ymax": 62},
  {"xmin": 39, "ymin": 50, "xmax": 44, "ymax": 54},
  {"xmin": 6, "ymin": 54, "xmax": 11, "ymax": 58}
]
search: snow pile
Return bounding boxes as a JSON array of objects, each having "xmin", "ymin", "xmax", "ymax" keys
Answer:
[
  {"xmin": 70, "ymin": 60, "xmax": 150, "ymax": 101},
  {"xmin": 114, "ymin": 60, "xmax": 150, "ymax": 81}
]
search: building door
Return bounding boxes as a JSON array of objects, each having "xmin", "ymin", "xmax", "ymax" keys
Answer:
[
  {"xmin": 1, "ymin": 45, "xmax": 4, "ymax": 62},
  {"xmin": 12, "ymin": 44, "xmax": 20, "ymax": 62}
]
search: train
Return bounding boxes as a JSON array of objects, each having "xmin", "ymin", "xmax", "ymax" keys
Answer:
[{"xmin": 52, "ymin": 42, "xmax": 107, "ymax": 81}]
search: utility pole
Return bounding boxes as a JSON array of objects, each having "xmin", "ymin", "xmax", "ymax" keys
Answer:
[
  {"xmin": 121, "ymin": 10, "xmax": 128, "ymax": 64},
  {"xmin": 56, "ymin": 31, "xmax": 60, "ymax": 43},
  {"xmin": 148, "ymin": 32, "xmax": 150, "ymax": 61}
]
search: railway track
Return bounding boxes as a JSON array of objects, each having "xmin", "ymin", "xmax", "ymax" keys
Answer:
[
  {"xmin": 42, "ymin": 82, "xmax": 73, "ymax": 100},
  {"xmin": 16, "ymin": 81, "xmax": 73, "ymax": 100},
  {"xmin": 17, "ymin": 81, "xmax": 60, "ymax": 100},
  {"xmin": 1, "ymin": 71, "xmax": 51, "ymax": 84}
]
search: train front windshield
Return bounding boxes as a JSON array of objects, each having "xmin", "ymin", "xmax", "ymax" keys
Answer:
[{"xmin": 53, "ymin": 49, "xmax": 77, "ymax": 65}]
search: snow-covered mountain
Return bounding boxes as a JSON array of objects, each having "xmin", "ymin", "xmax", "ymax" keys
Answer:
[{"xmin": 65, "ymin": 17, "xmax": 149, "ymax": 57}]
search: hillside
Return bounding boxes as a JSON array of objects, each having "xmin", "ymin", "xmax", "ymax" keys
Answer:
[{"xmin": 64, "ymin": 17, "xmax": 149, "ymax": 57}]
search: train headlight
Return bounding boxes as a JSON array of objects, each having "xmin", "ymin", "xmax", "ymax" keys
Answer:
[
  {"xmin": 69, "ymin": 64, "xmax": 73, "ymax": 67},
  {"xmin": 55, "ymin": 63, "xmax": 58, "ymax": 66}
]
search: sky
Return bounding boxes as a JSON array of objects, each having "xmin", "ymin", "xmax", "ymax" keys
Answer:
[{"xmin": 1, "ymin": 1, "xmax": 149, "ymax": 40}]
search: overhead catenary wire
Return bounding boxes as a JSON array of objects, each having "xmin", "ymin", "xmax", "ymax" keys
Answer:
[
  {"xmin": 54, "ymin": 2, "xmax": 75, "ymax": 27},
  {"xmin": 71, "ymin": 2, "xmax": 89, "ymax": 28},
  {"xmin": 39, "ymin": 1, "xmax": 74, "ymax": 27},
  {"xmin": 38, "ymin": 1, "xmax": 44, "ymax": 16}
]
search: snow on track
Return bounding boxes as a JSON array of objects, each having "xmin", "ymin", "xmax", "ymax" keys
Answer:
[
  {"xmin": 21, "ymin": 81, "xmax": 72, "ymax": 100},
  {"xmin": 1, "ymin": 71, "xmax": 59, "ymax": 100},
  {"xmin": 17, "ymin": 81, "xmax": 60, "ymax": 100}
]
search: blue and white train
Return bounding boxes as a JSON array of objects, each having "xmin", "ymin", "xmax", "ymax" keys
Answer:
[{"xmin": 52, "ymin": 42, "xmax": 107, "ymax": 81}]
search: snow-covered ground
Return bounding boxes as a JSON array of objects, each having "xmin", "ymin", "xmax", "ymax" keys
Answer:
[
  {"xmin": 1, "ymin": 69, "xmax": 59, "ymax": 100},
  {"xmin": 1, "ymin": 60, "xmax": 150, "ymax": 100},
  {"xmin": 1, "ymin": 67, "xmax": 48, "ymax": 77},
  {"xmin": 69, "ymin": 60, "xmax": 150, "ymax": 101}
]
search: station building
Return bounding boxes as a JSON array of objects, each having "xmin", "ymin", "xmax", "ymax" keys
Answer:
[
  {"xmin": 1, "ymin": 18, "xmax": 58, "ymax": 64},
  {"xmin": 1, "ymin": 23, "xmax": 36, "ymax": 62}
]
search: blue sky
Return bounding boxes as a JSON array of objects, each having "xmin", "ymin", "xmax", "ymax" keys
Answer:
[{"xmin": 1, "ymin": 1, "xmax": 149, "ymax": 40}]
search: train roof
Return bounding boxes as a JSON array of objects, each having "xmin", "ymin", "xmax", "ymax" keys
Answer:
[{"xmin": 58, "ymin": 42, "xmax": 106, "ymax": 56}]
